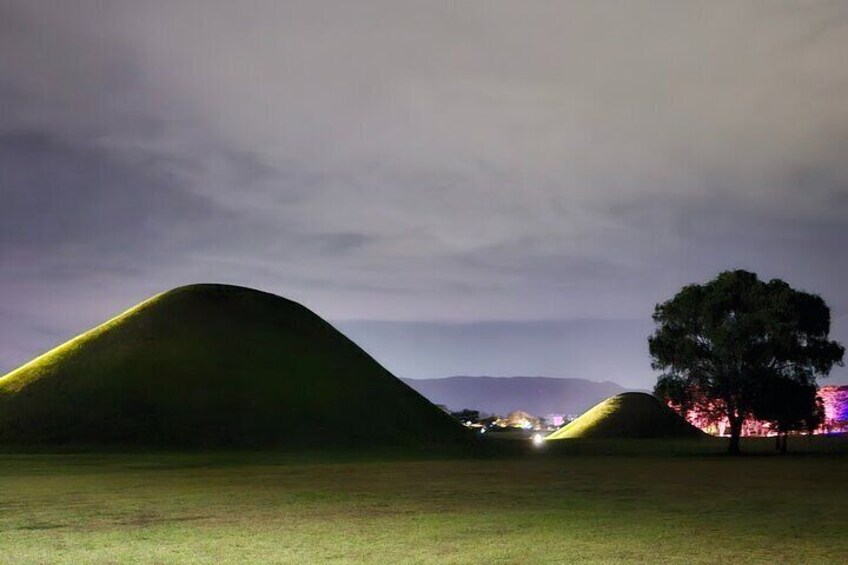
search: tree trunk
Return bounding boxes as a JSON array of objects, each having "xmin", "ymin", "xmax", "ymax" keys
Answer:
[
  {"xmin": 780, "ymin": 433, "xmax": 788, "ymax": 454},
  {"xmin": 728, "ymin": 418, "xmax": 743, "ymax": 455},
  {"xmin": 775, "ymin": 434, "xmax": 781, "ymax": 451}
]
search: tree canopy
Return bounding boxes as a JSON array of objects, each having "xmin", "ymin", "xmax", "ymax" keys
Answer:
[
  {"xmin": 751, "ymin": 377, "xmax": 822, "ymax": 452},
  {"xmin": 649, "ymin": 270, "xmax": 844, "ymax": 454}
]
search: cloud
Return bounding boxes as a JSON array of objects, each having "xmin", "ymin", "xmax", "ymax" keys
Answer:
[
  {"xmin": 1, "ymin": 1, "xmax": 847, "ymax": 383},
  {"xmin": 0, "ymin": 131, "xmax": 230, "ymax": 273}
]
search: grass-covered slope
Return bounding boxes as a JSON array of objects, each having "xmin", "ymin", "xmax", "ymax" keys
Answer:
[
  {"xmin": 546, "ymin": 392, "xmax": 704, "ymax": 440},
  {"xmin": 0, "ymin": 284, "xmax": 467, "ymax": 447}
]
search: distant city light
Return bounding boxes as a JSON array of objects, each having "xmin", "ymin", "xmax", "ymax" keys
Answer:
[{"xmin": 545, "ymin": 414, "xmax": 565, "ymax": 427}]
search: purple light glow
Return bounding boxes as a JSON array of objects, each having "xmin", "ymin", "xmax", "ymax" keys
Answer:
[{"xmin": 669, "ymin": 385, "xmax": 848, "ymax": 436}]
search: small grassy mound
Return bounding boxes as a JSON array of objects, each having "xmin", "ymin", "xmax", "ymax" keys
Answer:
[
  {"xmin": 0, "ymin": 284, "xmax": 467, "ymax": 447},
  {"xmin": 546, "ymin": 392, "xmax": 704, "ymax": 439}
]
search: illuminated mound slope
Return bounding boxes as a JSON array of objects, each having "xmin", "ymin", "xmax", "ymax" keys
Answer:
[
  {"xmin": 546, "ymin": 392, "xmax": 704, "ymax": 439},
  {"xmin": 0, "ymin": 284, "xmax": 467, "ymax": 446}
]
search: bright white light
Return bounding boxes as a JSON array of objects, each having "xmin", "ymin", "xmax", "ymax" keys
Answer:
[{"xmin": 532, "ymin": 433, "xmax": 544, "ymax": 447}]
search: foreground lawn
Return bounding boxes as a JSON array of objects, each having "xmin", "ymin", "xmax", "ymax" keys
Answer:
[{"xmin": 1, "ymin": 439, "xmax": 846, "ymax": 563}]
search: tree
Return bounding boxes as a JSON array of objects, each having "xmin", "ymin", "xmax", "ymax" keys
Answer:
[
  {"xmin": 649, "ymin": 270, "xmax": 844, "ymax": 455},
  {"xmin": 655, "ymin": 375, "xmax": 726, "ymax": 432},
  {"xmin": 750, "ymin": 377, "xmax": 820, "ymax": 453}
]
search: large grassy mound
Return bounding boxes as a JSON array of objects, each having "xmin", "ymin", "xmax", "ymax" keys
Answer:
[
  {"xmin": 546, "ymin": 392, "xmax": 704, "ymax": 439},
  {"xmin": 0, "ymin": 284, "xmax": 467, "ymax": 447}
]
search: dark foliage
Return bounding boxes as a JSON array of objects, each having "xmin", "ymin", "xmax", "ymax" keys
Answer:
[{"xmin": 649, "ymin": 270, "xmax": 844, "ymax": 454}]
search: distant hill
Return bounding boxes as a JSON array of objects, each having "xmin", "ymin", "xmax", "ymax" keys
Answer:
[
  {"xmin": 401, "ymin": 376, "xmax": 630, "ymax": 417},
  {"xmin": 546, "ymin": 392, "xmax": 704, "ymax": 439},
  {"xmin": 0, "ymin": 284, "xmax": 467, "ymax": 447}
]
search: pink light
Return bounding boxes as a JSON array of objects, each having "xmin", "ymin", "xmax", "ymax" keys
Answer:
[
  {"xmin": 819, "ymin": 385, "xmax": 848, "ymax": 433},
  {"xmin": 666, "ymin": 386, "xmax": 848, "ymax": 436}
]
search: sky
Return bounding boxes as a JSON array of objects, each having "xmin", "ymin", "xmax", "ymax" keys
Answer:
[{"xmin": 1, "ymin": 1, "xmax": 847, "ymax": 388}]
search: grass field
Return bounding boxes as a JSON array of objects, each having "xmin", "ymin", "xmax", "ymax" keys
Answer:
[{"xmin": 1, "ymin": 437, "xmax": 847, "ymax": 564}]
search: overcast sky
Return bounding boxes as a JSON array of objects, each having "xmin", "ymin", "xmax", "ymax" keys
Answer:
[{"xmin": 2, "ymin": 1, "xmax": 847, "ymax": 387}]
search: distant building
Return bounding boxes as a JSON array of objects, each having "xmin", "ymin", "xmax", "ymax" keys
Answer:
[
  {"xmin": 545, "ymin": 414, "xmax": 565, "ymax": 428},
  {"xmin": 498, "ymin": 410, "xmax": 542, "ymax": 430},
  {"xmin": 450, "ymin": 409, "xmax": 480, "ymax": 425}
]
